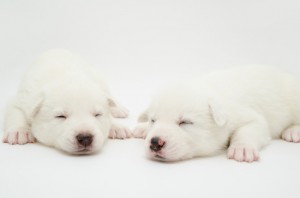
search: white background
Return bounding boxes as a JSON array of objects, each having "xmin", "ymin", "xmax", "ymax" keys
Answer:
[{"xmin": 1, "ymin": 0, "xmax": 300, "ymax": 198}]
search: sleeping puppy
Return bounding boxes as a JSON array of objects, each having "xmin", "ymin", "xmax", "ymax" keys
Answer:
[
  {"xmin": 3, "ymin": 49, "xmax": 131, "ymax": 154},
  {"xmin": 134, "ymin": 66, "xmax": 300, "ymax": 162}
]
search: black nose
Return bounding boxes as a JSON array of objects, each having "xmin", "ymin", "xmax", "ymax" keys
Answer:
[
  {"xmin": 150, "ymin": 137, "xmax": 165, "ymax": 152},
  {"xmin": 76, "ymin": 134, "xmax": 93, "ymax": 147}
]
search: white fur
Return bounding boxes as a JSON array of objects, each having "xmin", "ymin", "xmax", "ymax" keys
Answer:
[
  {"xmin": 134, "ymin": 66, "xmax": 300, "ymax": 162},
  {"xmin": 3, "ymin": 49, "xmax": 131, "ymax": 154}
]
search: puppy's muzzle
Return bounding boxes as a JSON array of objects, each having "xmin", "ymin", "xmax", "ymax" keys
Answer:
[
  {"xmin": 150, "ymin": 137, "xmax": 165, "ymax": 152},
  {"xmin": 76, "ymin": 133, "xmax": 93, "ymax": 147}
]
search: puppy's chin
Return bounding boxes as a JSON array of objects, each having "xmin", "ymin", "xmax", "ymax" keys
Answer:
[
  {"xmin": 149, "ymin": 154, "xmax": 168, "ymax": 162},
  {"xmin": 146, "ymin": 145, "xmax": 193, "ymax": 162},
  {"xmin": 55, "ymin": 139, "xmax": 104, "ymax": 155},
  {"xmin": 148, "ymin": 153, "xmax": 185, "ymax": 162},
  {"xmin": 146, "ymin": 149, "xmax": 182, "ymax": 162},
  {"xmin": 72, "ymin": 148, "xmax": 99, "ymax": 155},
  {"xmin": 59, "ymin": 145, "xmax": 102, "ymax": 155}
]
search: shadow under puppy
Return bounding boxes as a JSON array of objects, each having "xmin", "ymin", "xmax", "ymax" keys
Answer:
[
  {"xmin": 134, "ymin": 66, "xmax": 300, "ymax": 162},
  {"xmin": 3, "ymin": 49, "xmax": 131, "ymax": 154}
]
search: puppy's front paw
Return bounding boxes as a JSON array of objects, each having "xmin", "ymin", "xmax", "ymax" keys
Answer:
[
  {"xmin": 3, "ymin": 128, "xmax": 35, "ymax": 145},
  {"xmin": 282, "ymin": 126, "xmax": 300, "ymax": 143},
  {"xmin": 109, "ymin": 124, "xmax": 132, "ymax": 139},
  {"xmin": 227, "ymin": 144, "xmax": 259, "ymax": 163},
  {"xmin": 133, "ymin": 123, "xmax": 148, "ymax": 139}
]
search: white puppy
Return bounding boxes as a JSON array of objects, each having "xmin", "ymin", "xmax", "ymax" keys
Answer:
[
  {"xmin": 134, "ymin": 66, "xmax": 300, "ymax": 162},
  {"xmin": 3, "ymin": 49, "xmax": 131, "ymax": 154}
]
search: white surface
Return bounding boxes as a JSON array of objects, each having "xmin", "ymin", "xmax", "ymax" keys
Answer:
[{"xmin": 0, "ymin": 1, "xmax": 300, "ymax": 198}]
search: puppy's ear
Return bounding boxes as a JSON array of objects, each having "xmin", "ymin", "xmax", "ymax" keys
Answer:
[
  {"xmin": 22, "ymin": 93, "xmax": 44, "ymax": 120},
  {"xmin": 107, "ymin": 98, "xmax": 129, "ymax": 118},
  {"xmin": 138, "ymin": 110, "xmax": 148, "ymax": 122},
  {"xmin": 208, "ymin": 99, "xmax": 227, "ymax": 126}
]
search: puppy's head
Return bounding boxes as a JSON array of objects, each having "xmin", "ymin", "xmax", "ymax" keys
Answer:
[
  {"xmin": 28, "ymin": 82, "xmax": 116, "ymax": 154},
  {"xmin": 141, "ymin": 88, "xmax": 229, "ymax": 161}
]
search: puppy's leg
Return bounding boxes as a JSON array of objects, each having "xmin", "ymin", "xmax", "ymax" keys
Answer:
[
  {"xmin": 227, "ymin": 117, "xmax": 271, "ymax": 162},
  {"xmin": 281, "ymin": 125, "xmax": 300, "ymax": 143},
  {"xmin": 132, "ymin": 110, "xmax": 149, "ymax": 139},
  {"xmin": 109, "ymin": 119, "xmax": 132, "ymax": 139},
  {"xmin": 3, "ymin": 105, "xmax": 35, "ymax": 144},
  {"xmin": 133, "ymin": 122, "xmax": 149, "ymax": 139}
]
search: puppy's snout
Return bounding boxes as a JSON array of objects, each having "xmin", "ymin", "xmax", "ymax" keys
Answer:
[
  {"xmin": 150, "ymin": 137, "xmax": 165, "ymax": 152},
  {"xmin": 76, "ymin": 133, "xmax": 93, "ymax": 147}
]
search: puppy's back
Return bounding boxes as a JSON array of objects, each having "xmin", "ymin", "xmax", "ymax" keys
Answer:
[{"xmin": 18, "ymin": 49, "xmax": 108, "ymax": 93}]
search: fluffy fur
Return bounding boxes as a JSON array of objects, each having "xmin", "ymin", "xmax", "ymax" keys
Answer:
[
  {"xmin": 134, "ymin": 66, "xmax": 300, "ymax": 162},
  {"xmin": 3, "ymin": 49, "xmax": 131, "ymax": 154}
]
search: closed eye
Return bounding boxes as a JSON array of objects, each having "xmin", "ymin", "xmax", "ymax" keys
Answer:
[
  {"xmin": 150, "ymin": 118, "xmax": 156, "ymax": 124},
  {"xmin": 95, "ymin": 113, "xmax": 102, "ymax": 117},
  {"xmin": 55, "ymin": 115, "xmax": 67, "ymax": 119},
  {"xmin": 178, "ymin": 120, "xmax": 193, "ymax": 126}
]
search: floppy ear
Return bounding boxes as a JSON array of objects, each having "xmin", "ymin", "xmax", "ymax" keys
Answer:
[
  {"xmin": 138, "ymin": 110, "xmax": 149, "ymax": 122},
  {"xmin": 208, "ymin": 99, "xmax": 227, "ymax": 126},
  {"xmin": 22, "ymin": 93, "xmax": 44, "ymax": 120},
  {"xmin": 107, "ymin": 98, "xmax": 129, "ymax": 118}
]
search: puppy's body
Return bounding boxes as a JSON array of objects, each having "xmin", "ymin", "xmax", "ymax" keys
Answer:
[
  {"xmin": 3, "ymin": 49, "xmax": 130, "ymax": 154},
  {"xmin": 135, "ymin": 66, "xmax": 300, "ymax": 162}
]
